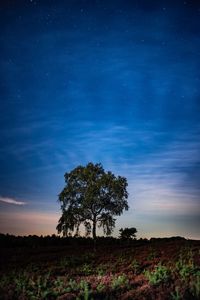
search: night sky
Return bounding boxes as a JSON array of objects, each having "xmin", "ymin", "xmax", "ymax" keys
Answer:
[{"xmin": 0, "ymin": 0, "xmax": 200, "ymax": 239}]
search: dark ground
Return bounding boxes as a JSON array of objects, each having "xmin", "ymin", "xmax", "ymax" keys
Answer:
[{"xmin": 0, "ymin": 235, "xmax": 200, "ymax": 299}]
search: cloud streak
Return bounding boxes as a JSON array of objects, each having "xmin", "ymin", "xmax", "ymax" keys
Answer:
[{"xmin": 0, "ymin": 196, "xmax": 26, "ymax": 206}]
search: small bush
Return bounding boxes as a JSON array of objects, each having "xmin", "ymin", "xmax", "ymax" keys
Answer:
[
  {"xmin": 131, "ymin": 259, "xmax": 140, "ymax": 274},
  {"xmin": 111, "ymin": 274, "xmax": 129, "ymax": 289},
  {"xmin": 144, "ymin": 263, "xmax": 171, "ymax": 285},
  {"xmin": 190, "ymin": 271, "xmax": 200, "ymax": 298},
  {"xmin": 176, "ymin": 256, "xmax": 198, "ymax": 281}
]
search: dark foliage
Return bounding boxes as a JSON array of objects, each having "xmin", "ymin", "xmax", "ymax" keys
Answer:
[
  {"xmin": 119, "ymin": 227, "xmax": 137, "ymax": 239},
  {"xmin": 57, "ymin": 162, "xmax": 129, "ymax": 239}
]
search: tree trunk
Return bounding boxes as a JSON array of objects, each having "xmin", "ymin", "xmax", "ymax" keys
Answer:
[{"xmin": 92, "ymin": 217, "xmax": 97, "ymax": 240}]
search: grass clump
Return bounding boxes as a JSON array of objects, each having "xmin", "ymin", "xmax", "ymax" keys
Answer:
[
  {"xmin": 111, "ymin": 274, "xmax": 129, "ymax": 289},
  {"xmin": 144, "ymin": 263, "xmax": 171, "ymax": 285}
]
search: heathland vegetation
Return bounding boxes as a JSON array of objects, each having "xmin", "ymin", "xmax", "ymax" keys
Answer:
[{"xmin": 0, "ymin": 234, "xmax": 200, "ymax": 299}]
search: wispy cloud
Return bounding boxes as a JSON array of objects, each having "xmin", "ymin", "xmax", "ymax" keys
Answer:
[
  {"xmin": 118, "ymin": 132, "xmax": 200, "ymax": 218},
  {"xmin": 0, "ymin": 196, "xmax": 26, "ymax": 206}
]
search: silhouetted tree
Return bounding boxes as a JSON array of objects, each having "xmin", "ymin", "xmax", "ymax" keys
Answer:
[
  {"xmin": 119, "ymin": 227, "xmax": 137, "ymax": 239},
  {"xmin": 57, "ymin": 162, "xmax": 129, "ymax": 239}
]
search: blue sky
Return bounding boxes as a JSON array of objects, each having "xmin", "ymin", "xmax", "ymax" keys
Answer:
[{"xmin": 0, "ymin": 0, "xmax": 200, "ymax": 239}]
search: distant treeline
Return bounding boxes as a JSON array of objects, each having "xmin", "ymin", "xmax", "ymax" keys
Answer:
[
  {"xmin": 0, "ymin": 233, "xmax": 141, "ymax": 248},
  {"xmin": 0, "ymin": 233, "xmax": 186, "ymax": 248}
]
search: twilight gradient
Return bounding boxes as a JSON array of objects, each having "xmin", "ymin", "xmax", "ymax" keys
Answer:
[{"xmin": 0, "ymin": 0, "xmax": 200, "ymax": 239}]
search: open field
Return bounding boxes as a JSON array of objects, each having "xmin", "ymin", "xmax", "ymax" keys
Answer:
[{"xmin": 0, "ymin": 236, "xmax": 200, "ymax": 299}]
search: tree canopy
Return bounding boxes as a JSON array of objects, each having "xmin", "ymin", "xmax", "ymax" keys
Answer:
[
  {"xmin": 57, "ymin": 162, "xmax": 129, "ymax": 239},
  {"xmin": 119, "ymin": 227, "xmax": 137, "ymax": 239}
]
